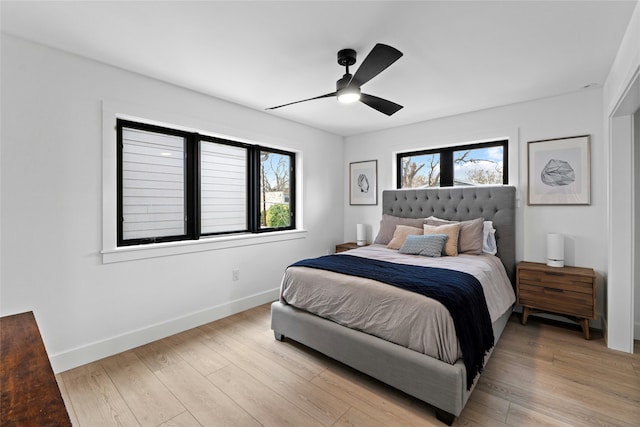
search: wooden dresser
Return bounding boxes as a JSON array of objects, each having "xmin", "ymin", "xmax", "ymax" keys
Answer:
[
  {"xmin": 1, "ymin": 312, "xmax": 72, "ymax": 426},
  {"xmin": 516, "ymin": 261, "xmax": 596, "ymax": 339}
]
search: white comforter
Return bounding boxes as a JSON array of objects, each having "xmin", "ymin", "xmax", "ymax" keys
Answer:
[{"xmin": 280, "ymin": 244, "xmax": 515, "ymax": 364}]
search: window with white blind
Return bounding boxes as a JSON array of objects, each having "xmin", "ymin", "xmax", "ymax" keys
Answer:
[
  {"xmin": 119, "ymin": 126, "xmax": 187, "ymax": 243},
  {"xmin": 116, "ymin": 119, "xmax": 295, "ymax": 246},
  {"xmin": 200, "ymin": 139, "xmax": 247, "ymax": 235}
]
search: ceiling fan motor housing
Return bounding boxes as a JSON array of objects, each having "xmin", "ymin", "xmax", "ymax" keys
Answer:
[
  {"xmin": 336, "ymin": 73, "xmax": 352, "ymax": 91},
  {"xmin": 336, "ymin": 48, "xmax": 358, "ymax": 93}
]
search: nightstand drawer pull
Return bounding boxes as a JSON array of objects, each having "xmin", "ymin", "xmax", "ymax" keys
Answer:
[
  {"xmin": 544, "ymin": 287, "xmax": 564, "ymax": 293},
  {"xmin": 543, "ymin": 271, "xmax": 564, "ymax": 276}
]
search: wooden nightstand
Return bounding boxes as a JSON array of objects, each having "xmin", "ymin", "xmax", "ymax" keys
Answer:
[
  {"xmin": 335, "ymin": 242, "xmax": 367, "ymax": 253},
  {"xmin": 516, "ymin": 261, "xmax": 596, "ymax": 339}
]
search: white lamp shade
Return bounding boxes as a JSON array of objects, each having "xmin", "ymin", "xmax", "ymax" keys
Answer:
[
  {"xmin": 546, "ymin": 233, "xmax": 564, "ymax": 267},
  {"xmin": 356, "ymin": 224, "xmax": 366, "ymax": 246}
]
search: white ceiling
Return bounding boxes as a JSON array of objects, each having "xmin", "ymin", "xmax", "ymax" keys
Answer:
[{"xmin": 1, "ymin": 1, "xmax": 637, "ymax": 136}]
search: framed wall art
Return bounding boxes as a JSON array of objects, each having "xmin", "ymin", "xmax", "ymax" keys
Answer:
[
  {"xmin": 350, "ymin": 160, "xmax": 377, "ymax": 205},
  {"xmin": 528, "ymin": 135, "xmax": 590, "ymax": 205}
]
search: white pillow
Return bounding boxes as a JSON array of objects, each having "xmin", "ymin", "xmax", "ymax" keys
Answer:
[{"xmin": 483, "ymin": 221, "xmax": 497, "ymax": 255}]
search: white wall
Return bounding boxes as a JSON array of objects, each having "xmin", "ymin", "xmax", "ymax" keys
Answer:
[
  {"xmin": 344, "ymin": 89, "xmax": 607, "ymax": 326},
  {"xmin": 603, "ymin": 0, "xmax": 639, "ymax": 351},
  {"xmin": 0, "ymin": 35, "xmax": 344, "ymax": 372},
  {"xmin": 635, "ymin": 109, "xmax": 640, "ymax": 340}
]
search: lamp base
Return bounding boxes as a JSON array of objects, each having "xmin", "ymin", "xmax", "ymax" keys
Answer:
[{"xmin": 546, "ymin": 259, "xmax": 564, "ymax": 268}]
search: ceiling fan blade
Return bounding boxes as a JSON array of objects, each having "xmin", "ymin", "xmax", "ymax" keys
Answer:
[
  {"xmin": 350, "ymin": 43, "xmax": 403, "ymax": 88},
  {"xmin": 266, "ymin": 92, "xmax": 336, "ymax": 110},
  {"xmin": 360, "ymin": 93, "xmax": 403, "ymax": 116}
]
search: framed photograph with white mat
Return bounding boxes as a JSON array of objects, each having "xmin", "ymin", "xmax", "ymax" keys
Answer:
[
  {"xmin": 528, "ymin": 135, "xmax": 590, "ymax": 205},
  {"xmin": 350, "ymin": 160, "xmax": 377, "ymax": 205}
]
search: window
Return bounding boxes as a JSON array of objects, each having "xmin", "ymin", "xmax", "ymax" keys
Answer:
[
  {"xmin": 259, "ymin": 149, "xmax": 293, "ymax": 230},
  {"xmin": 397, "ymin": 140, "xmax": 508, "ymax": 189},
  {"xmin": 199, "ymin": 138, "xmax": 248, "ymax": 235},
  {"xmin": 119, "ymin": 125, "xmax": 188, "ymax": 243},
  {"xmin": 117, "ymin": 119, "xmax": 295, "ymax": 246}
]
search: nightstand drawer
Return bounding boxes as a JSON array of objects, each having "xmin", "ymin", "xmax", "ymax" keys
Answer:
[
  {"xmin": 518, "ymin": 283, "xmax": 594, "ymax": 318},
  {"xmin": 518, "ymin": 270, "xmax": 593, "ymax": 294}
]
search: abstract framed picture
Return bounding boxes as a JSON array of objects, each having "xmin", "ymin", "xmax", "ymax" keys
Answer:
[
  {"xmin": 528, "ymin": 135, "xmax": 590, "ymax": 205},
  {"xmin": 350, "ymin": 160, "xmax": 377, "ymax": 205}
]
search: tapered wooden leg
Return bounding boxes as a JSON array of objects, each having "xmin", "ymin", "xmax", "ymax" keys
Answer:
[
  {"xmin": 579, "ymin": 319, "xmax": 590, "ymax": 340},
  {"xmin": 521, "ymin": 307, "xmax": 530, "ymax": 325}
]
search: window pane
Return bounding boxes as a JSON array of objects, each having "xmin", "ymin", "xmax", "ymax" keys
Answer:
[
  {"xmin": 260, "ymin": 151, "xmax": 291, "ymax": 228},
  {"xmin": 399, "ymin": 154, "xmax": 440, "ymax": 188},
  {"xmin": 121, "ymin": 128, "xmax": 185, "ymax": 240},
  {"xmin": 453, "ymin": 146, "xmax": 504, "ymax": 186},
  {"xmin": 200, "ymin": 141, "xmax": 247, "ymax": 234}
]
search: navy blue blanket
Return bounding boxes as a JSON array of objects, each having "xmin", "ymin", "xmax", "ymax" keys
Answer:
[{"xmin": 289, "ymin": 254, "xmax": 494, "ymax": 390}]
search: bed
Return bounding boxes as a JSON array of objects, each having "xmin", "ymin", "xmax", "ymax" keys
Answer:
[{"xmin": 271, "ymin": 185, "xmax": 516, "ymax": 425}]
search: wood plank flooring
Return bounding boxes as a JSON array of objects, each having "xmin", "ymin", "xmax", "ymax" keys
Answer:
[{"xmin": 57, "ymin": 304, "xmax": 640, "ymax": 426}]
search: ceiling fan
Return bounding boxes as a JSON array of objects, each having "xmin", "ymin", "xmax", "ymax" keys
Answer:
[{"xmin": 266, "ymin": 43, "xmax": 403, "ymax": 116}]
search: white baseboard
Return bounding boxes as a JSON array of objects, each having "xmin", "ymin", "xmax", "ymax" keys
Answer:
[{"xmin": 50, "ymin": 288, "xmax": 280, "ymax": 373}]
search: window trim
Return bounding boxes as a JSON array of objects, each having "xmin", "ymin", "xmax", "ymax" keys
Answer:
[
  {"xmin": 396, "ymin": 139, "xmax": 508, "ymax": 188},
  {"xmin": 102, "ymin": 102, "xmax": 306, "ymax": 264},
  {"xmin": 102, "ymin": 229, "xmax": 307, "ymax": 264}
]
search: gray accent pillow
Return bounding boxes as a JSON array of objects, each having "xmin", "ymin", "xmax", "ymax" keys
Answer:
[
  {"xmin": 425, "ymin": 216, "xmax": 484, "ymax": 255},
  {"xmin": 374, "ymin": 214, "xmax": 427, "ymax": 245},
  {"xmin": 398, "ymin": 234, "xmax": 448, "ymax": 257}
]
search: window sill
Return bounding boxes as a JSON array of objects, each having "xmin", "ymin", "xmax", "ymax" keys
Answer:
[{"xmin": 101, "ymin": 229, "xmax": 307, "ymax": 264}]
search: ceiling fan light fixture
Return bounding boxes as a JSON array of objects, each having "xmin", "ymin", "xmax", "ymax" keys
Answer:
[
  {"xmin": 337, "ymin": 86, "xmax": 361, "ymax": 104},
  {"xmin": 266, "ymin": 43, "xmax": 403, "ymax": 115}
]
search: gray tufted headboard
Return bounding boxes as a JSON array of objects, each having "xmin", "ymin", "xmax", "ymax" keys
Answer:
[{"xmin": 382, "ymin": 186, "xmax": 516, "ymax": 284}]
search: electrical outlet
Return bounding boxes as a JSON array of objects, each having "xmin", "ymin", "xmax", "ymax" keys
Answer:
[{"xmin": 232, "ymin": 270, "xmax": 240, "ymax": 282}]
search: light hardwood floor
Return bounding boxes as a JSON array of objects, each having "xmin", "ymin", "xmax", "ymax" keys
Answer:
[{"xmin": 57, "ymin": 304, "xmax": 640, "ymax": 426}]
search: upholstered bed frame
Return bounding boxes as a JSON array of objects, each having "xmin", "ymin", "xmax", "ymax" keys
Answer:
[{"xmin": 271, "ymin": 185, "xmax": 516, "ymax": 425}]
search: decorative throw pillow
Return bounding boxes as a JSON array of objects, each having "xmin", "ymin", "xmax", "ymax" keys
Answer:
[
  {"xmin": 398, "ymin": 234, "xmax": 448, "ymax": 257},
  {"xmin": 426, "ymin": 217, "xmax": 484, "ymax": 255},
  {"xmin": 374, "ymin": 215, "xmax": 427, "ymax": 245},
  {"xmin": 386, "ymin": 225, "xmax": 424, "ymax": 250},
  {"xmin": 423, "ymin": 223, "xmax": 461, "ymax": 256},
  {"xmin": 483, "ymin": 221, "xmax": 497, "ymax": 255}
]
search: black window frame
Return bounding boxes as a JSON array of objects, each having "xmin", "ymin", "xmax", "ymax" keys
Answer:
[
  {"xmin": 253, "ymin": 146, "xmax": 296, "ymax": 234},
  {"xmin": 117, "ymin": 119, "xmax": 296, "ymax": 247},
  {"xmin": 396, "ymin": 140, "xmax": 508, "ymax": 189}
]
